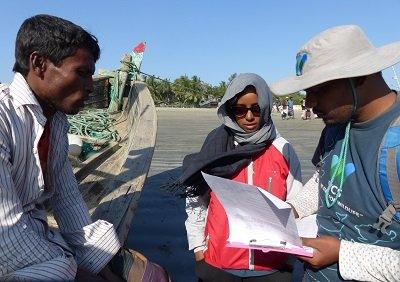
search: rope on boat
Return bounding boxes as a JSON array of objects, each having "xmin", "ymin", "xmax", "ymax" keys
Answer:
[
  {"xmin": 67, "ymin": 109, "xmax": 120, "ymax": 143},
  {"xmin": 109, "ymin": 72, "xmax": 120, "ymax": 104},
  {"xmin": 67, "ymin": 57, "xmax": 138, "ymax": 145}
]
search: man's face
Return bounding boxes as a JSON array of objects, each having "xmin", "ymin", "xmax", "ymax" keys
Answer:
[
  {"xmin": 305, "ymin": 79, "xmax": 353, "ymax": 124},
  {"xmin": 39, "ymin": 48, "xmax": 95, "ymax": 115}
]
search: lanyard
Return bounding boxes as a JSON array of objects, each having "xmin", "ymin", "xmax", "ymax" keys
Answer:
[{"xmin": 324, "ymin": 122, "xmax": 351, "ymax": 208}]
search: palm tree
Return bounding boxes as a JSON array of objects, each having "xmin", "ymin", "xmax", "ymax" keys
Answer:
[{"xmin": 144, "ymin": 73, "xmax": 237, "ymax": 107}]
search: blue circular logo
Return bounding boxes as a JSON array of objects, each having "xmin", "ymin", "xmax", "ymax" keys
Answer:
[{"xmin": 296, "ymin": 53, "xmax": 308, "ymax": 76}]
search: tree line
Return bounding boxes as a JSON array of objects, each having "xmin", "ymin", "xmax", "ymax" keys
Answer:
[{"xmin": 144, "ymin": 74, "xmax": 304, "ymax": 107}]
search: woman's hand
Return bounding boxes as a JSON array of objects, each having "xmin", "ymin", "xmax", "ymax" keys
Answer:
[
  {"xmin": 298, "ymin": 236, "xmax": 340, "ymax": 269},
  {"xmin": 194, "ymin": 250, "xmax": 204, "ymax": 261}
]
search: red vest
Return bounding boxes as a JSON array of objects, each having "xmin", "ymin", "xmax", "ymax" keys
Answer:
[{"xmin": 203, "ymin": 143, "xmax": 290, "ymax": 271}]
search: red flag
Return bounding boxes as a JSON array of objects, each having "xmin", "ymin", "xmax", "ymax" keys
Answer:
[{"xmin": 133, "ymin": 42, "xmax": 146, "ymax": 53}]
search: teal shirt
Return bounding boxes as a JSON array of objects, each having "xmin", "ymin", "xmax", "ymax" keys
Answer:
[{"xmin": 305, "ymin": 100, "xmax": 400, "ymax": 281}]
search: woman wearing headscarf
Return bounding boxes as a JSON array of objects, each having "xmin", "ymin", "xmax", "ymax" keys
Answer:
[{"xmin": 181, "ymin": 73, "xmax": 302, "ymax": 281}]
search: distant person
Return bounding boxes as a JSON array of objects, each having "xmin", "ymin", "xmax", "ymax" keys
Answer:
[
  {"xmin": 271, "ymin": 25, "xmax": 400, "ymax": 281},
  {"xmin": 0, "ymin": 14, "xmax": 168, "ymax": 281},
  {"xmin": 287, "ymin": 97, "xmax": 294, "ymax": 119},
  {"xmin": 180, "ymin": 73, "xmax": 303, "ymax": 281},
  {"xmin": 301, "ymin": 99, "xmax": 312, "ymax": 120},
  {"xmin": 301, "ymin": 98, "xmax": 306, "ymax": 117},
  {"xmin": 301, "ymin": 98, "xmax": 307, "ymax": 120},
  {"xmin": 279, "ymin": 98, "xmax": 287, "ymax": 119},
  {"xmin": 272, "ymin": 100, "xmax": 278, "ymax": 113},
  {"xmin": 282, "ymin": 97, "xmax": 288, "ymax": 110}
]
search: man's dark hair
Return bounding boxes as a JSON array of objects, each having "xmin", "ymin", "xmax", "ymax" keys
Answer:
[{"xmin": 13, "ymin": 14, "xmax": 100, "ymax": 76}]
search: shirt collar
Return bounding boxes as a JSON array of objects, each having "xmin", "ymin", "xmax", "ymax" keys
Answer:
[
  {"xmin": 9, "ymin": 72, "xmax": 42, "ymax": 109},
  {"xmin": 9, "ymin": 72, "xmax": 70, "ymax": 132},
  {"xmin": 9, "ymin": 72, "xmax": 49, "ymax": 126}
]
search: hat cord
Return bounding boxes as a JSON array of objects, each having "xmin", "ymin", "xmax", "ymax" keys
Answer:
[
  {"xmin": 349, "ymin": 78, "xmax": 358, "ymax": 120},
  {"xmin": 324, "ymin": 121, "xmax": 351, "ymax": 208},
  {"xmin": 324, "ymin": 79, "xmax": 356, "ymax": 208}
]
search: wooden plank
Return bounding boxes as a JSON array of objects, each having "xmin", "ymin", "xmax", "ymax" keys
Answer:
[{"xmin": 91, "ymin": 82, "xmax": 157, "ymax": 243}]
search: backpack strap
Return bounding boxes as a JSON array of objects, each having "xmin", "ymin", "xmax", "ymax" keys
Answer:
[{"xmin": 373, "ymin": 114, "xmax": 400, "ymax": 233}]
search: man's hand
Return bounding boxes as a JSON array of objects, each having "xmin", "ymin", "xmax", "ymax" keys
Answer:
[
  {"xmin": 299, "ymin": 236, "xmax": 340, "ymax": 269},
  {"xmin": 194, "ymin": 250, "xmax": 204, "ymax": 261}
]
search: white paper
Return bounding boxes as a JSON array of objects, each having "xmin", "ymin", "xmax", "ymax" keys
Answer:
[
  {"xmin": 201, "ymin": 172, "xmax": 301, "ymax": 247},
  {"xmin": 296, "ymin": 214, "xmax": 318, "ymax": 238}
]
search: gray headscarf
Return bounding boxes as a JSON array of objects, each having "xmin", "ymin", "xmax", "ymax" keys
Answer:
[{"xmin": 217, "ymin": 73, "xmax": 278, "ymax": 144}]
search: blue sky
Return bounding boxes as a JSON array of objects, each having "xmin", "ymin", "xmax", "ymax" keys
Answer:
[{"xmin": 1, "ymin": 0, "xmax": 400, "ymax": 89}]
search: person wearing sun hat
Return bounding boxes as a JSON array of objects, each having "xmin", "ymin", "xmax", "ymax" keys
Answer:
[{"xmin": 271, "ymin": 25, "xmax": 400, "ymax": 281}]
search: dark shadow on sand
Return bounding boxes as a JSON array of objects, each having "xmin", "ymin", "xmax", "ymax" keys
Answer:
[{"xmin": 126, "ymin": 167, "xmax": 196, "ymax": 282}]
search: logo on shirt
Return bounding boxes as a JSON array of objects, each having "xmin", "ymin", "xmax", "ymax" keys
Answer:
[
  {"xmin": 322, "ymin": 155, "xmax": 356, "ymax": 205},
  {"xmin": 330, "ymin": 154, "xmax": 355, "ymax": 183}
]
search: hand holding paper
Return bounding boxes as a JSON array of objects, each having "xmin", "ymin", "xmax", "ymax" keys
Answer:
[
  {"xmin": 300, "ymin": 236, "xmax": 340, "ymax": 267},
  {"xmin": 201, "ymin": 172, "xmax": 314, "ymax": 257}
]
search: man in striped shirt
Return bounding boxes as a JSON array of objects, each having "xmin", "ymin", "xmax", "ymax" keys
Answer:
[{"xmin": 0, "ymin": 15, "xmax": 168, "ymax": 281}]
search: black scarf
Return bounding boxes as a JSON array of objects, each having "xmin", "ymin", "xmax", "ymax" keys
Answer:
[{"xmin": 177, "ymin": 125, "xmax": 268, "ymax": 196}]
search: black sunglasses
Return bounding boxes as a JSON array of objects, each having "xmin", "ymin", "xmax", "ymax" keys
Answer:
[{"xmin": 231, "ymin": 104, "xmax": 261, "ymax": 118}]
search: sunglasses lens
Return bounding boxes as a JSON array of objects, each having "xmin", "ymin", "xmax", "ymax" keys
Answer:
[
  {"xmin": 251, "ymin": 105, "xmax": 261, "ymax": 116},
  {"xmin": 231, "ymin": 105, "xmax": 261, "ymax": 117},
  {"xmin": 232, "ymin": 107, "xmax": 248, "ymax": 117}
]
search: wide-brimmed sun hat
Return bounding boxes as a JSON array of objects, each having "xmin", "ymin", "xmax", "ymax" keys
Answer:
[{"xmin": 270, "ymin": 25, "xmax": 400, "ymax": 96}]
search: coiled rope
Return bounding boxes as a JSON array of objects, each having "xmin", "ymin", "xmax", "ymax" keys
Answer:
[
  {"xmin": 67, "ymin": 57, "xmax": 138, "ymax": 144},
  {"xmin": 67, "ymin": 109, "xmax": 120, "ymax": 143}
]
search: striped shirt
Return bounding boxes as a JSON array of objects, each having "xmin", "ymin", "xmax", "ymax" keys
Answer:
[{"xmin": 0, "ymin": 73, "xmax": 121, "ymax": 281}]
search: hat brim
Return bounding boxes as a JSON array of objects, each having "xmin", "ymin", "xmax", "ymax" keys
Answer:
[{"xmin": 270, "ymin": 41, "xmax": 400, "ymax": 96}]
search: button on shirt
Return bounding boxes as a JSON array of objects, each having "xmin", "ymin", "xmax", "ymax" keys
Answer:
[{"xmin": 0, "ymin": 73, "xmax": 121, "ymax": 281}]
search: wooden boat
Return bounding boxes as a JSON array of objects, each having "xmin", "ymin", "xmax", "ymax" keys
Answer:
[{"xmin": 48, "ymin": 57, "xmax": 157, "ymax": 245}]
